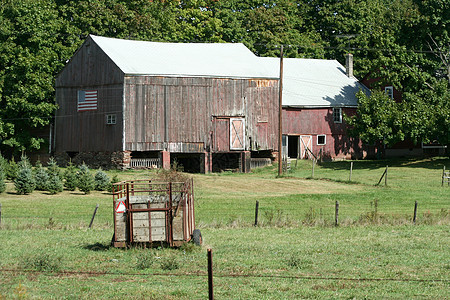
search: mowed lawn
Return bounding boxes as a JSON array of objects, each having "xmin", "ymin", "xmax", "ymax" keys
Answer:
[{"xmin": 0, "ymin": 157, "xmax": 448, "ymax": 299}]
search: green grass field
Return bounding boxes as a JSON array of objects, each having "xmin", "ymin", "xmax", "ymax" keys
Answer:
[{"xmin": 0, "ymin": 157, "xmax": 449, "ymax": 299}]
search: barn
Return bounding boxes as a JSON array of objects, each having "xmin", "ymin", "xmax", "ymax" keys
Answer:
[
  {"xmin": 261, "ymin": 54, "xmax": 370, "ymax": 160},
  {"xmin": 54, "ymin": 35, "xmax": 279, "ymax": 172}
]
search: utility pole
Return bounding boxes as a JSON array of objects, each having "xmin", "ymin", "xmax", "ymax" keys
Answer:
[{"xmin": 278, "ymin": 45, "xmax": 284, "ymax": 177}]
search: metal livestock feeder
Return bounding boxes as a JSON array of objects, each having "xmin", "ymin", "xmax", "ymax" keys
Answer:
[{"xmin": 112, "ymin": 178, "xmax": 201, "ymax": 248}]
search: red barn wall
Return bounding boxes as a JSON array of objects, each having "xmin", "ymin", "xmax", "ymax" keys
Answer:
[{"xmin": 282, "ymin": 107, "xmax": 366, "ymax": 159}]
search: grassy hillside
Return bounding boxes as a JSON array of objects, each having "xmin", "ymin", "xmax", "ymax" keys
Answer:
[{"xmin": 0, "ymin": 157, "xmax": 448, "ymax": 299}]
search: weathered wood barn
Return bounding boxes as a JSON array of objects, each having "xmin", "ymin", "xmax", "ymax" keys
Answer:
[
  {"xmin": 261, "ymin": 54, "xmax": 370, "ymax": 160},
  {"xmin": 55, "ymin": 35, "xmax": 279, "ymax": 172}
]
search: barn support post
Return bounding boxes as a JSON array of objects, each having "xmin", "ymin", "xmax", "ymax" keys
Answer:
[
  {"xmin": 160, "ymin": 151, "xmax": 171, "ymax": 170},
  {"xmin": 201, "ymin": 151, "xmax": 212, "ymax": 173},
  {"xmin": 241, "ymin": 151, "xmax": 251, "ymax": 173}
]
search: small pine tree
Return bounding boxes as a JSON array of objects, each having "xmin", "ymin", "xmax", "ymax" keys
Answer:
[
  {"xmin": 6, "ymin": 159, "xmax": 19, "ymax": 181},
  {"xmin": 77, "ymin": 163, "xmax": 94, "ymax": 194},
  {"xmin": 63, "ymin": 162, "xmax": 78, "ymax": 191},
  {"xmin": 94, "ymin": 170, "xmax": 110, "ymax": 191},
  {"xmin": 47, "ymin": 157, "xmax": 61, "ymax": 177},
  {"xmin": 14, "ymin": 156, "xmax": 35, "ymax": 195},
  {"xmin": 34, "ymin": 161, "xmax": 49, "ymax": 191},
  {"xmin": 0, "ymin": 153, "xmax": 7, "ymax": 172},
  {"xmin": 0, "ymin": 166, "xmax": 6, "ymax": 193},
  {"xmin": 109, "ymin": 174, "xmax": 120, "ymax": 192},
  {"xmin": 47, "ymin": 174, "xmax": 64, "ymax": 194}
]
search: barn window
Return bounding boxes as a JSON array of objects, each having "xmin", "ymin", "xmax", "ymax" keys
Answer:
[
  {"xmin": 333, "ymin": 108, "xmax": 342, "ymax": 123},
  {"xmin": 106, "ymin": 114, "xmax": 116, "ymax": 125},
  {"xmin": 317, "ymin": 135, "xmax": 326, "ymax": 145},
  {"xmin": 385, "ymin": 86, "xmax": 394, "ymax": 99}
]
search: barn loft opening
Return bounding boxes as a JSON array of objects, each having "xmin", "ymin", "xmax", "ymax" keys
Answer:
[
  {"xmin": 212, "ymin": 153, "xmax": 240, "ymax": 172},
  {"xmin": 170, "ymin": 153, "xmax": 201, "ymax": 173},
  {"xmin": 288, "ymin": 136, "xmax": 299, "ymax": 158}
]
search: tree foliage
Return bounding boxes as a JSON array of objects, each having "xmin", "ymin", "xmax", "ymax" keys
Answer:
[{"xmin": 0, "ymin": 0, "xmax": 448, "ymax": 155}]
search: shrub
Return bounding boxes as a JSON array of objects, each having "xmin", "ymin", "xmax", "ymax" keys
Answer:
[
  {"xmin": 63, "ymin": 162, "xmax": 78, "ymax": 191},
  {"xmin": 14, "ymin": 156, "xmax": 35, "ymax": 195},
  {"xmin": 160, "ymin": 255, "xmax": 179, "ymax": 270},
  {"xmin": 77, "ymin": 163, "xmax": 94, "ymax": 194},
  {"xmin": 34, "ymin": 161, "xmax": 49, "ymax": 191},
  {"xmin": 94, "ymin": 170, "xmax": 110, "ymax": 191},
  {"xmin": 47, "ymin": 174, "xmax": 64, "ymax": 194},
  {"xmin": 23, "ymin": 252, "xmax": 61, "ymax": 272}
]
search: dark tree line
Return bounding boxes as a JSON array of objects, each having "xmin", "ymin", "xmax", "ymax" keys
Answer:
[{"xmin": 0, "ymin": 0, "xmax": 449, "ymax": 156}]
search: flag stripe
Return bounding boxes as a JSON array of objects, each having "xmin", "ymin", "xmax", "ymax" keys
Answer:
[{"xmin": 78, "ymin": 90, "xmax": 98, "ymax": 112}]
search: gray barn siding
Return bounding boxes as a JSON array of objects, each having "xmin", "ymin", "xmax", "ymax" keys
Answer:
[
  {"xmin": 124, "ymin": 77, "xmax": 278, "ymax": 153},
  {"xmin": 55, "ymin": 38, "xmax": 125, "ymax": 152}
]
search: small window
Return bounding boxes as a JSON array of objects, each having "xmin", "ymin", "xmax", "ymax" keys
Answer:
[
  {"xmin": 106, "ymin": 114, "xmax": 116, "ymax": 125},
  {"xmin": 317, "ymin": 135, "xmax": 326, "ymax": 145},
  {"xmin": 333, "ymin": 108, "xmax": 342, "ymax": 123},
  {"xmin": 385, "ymin": 86, "xmax": 394, "ymax": 99}
]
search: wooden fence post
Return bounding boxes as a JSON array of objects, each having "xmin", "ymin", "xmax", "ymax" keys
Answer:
[
  {"xmin": 349, "ymin": 162, "xmax": 353, "ymax": 182},
  {"xmin": 89, "ymin": 204, "xmax": 99, "ymax": 229},
  {"xmin": 442, "ymin": 166, "xmax": 446, "ymax": 186},
  {"xmin": 385, "ymin": 165, "xmax": 388, "ymax": 186},
  {"xmin": 413, "ymin": 201, "xmax": 418, "ymax": 224},
  {"xmin": 335, "ymin": 201, "xmax": 339, "ymax": 227},
  {"xmin": 254, "ymin": 201, "xmax": 259, "ymax": 226},
  {"xmin": 208, "ymin": 248, "xmax": 214, "ymax": 300},
  {"xmin": 312, "ymin": 159, "xmax": 316, "ymax": 178}
]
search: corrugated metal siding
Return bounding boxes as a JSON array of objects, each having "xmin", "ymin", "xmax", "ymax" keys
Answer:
[{"xmin": 124, "ymin": 77, "xmax": 279, "ymax": 152}]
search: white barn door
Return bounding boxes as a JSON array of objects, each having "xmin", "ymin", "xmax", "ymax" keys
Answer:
[
  {"xmin": 230, "ymin": 118, "xmax": 245, "ymax": 150},
  {"xmin": 300, "ymin": 135, "xmax": 313, "ymax": 159}
]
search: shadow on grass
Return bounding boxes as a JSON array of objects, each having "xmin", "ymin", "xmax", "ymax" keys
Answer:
[
  {"xmin": 318, "ymin": 157, "xmax": 449, "ymax": 171},
  {"xmin": 83, "ymin": 242, "xmax": 111, "ymax": 251}
]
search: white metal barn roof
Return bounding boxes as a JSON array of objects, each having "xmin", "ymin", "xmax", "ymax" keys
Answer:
[
  {"xmin": 90, "ymin": 35, "xmax": 277, "ymax": 79},
  {"xmin": 261, "ymin": 57, "xmax": 369, "ymax": 108}
]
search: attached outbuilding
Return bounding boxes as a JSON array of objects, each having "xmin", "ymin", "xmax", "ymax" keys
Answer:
[
  {"xmin": 55, "ymin": 35, "xmax": 279, "ymax": 172},
  {"xmin": 261, "ymin": 54, "xmax": 370, "ymax": 160}
]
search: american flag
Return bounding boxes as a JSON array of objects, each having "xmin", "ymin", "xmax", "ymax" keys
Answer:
[{"xmin": 77, "ymin": 90, "xmax": 98, "ymax": 112}]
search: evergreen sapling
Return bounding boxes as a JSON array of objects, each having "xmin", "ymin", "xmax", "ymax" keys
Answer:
[
  {"xmin": 94, "ymin": 170, "xmax": 110, "ymax": 191},
  {"xmin": 77, "ymin": 163, "xmax": 94, "ymax": 194},
  {"xmin": 63, "ymin": 162, "xmax": 78, "ymax": 191}
]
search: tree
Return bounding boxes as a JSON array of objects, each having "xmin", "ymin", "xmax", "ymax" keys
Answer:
[
  {"xmin": 0, "ymin": 164, "xmax": 6, "ymax": 193},
  {"xmin": 14, "ymin": 156, "xmax": 35, "ymax": 194},
  {"xmin": 34, "ymin": 161, "xmax": 49, "ymax": 191},
  {"xmin": 63, "ymin": 162, "xmax": 78, "ymax": 191},
  {"xmin": 0, "ymin": 0, "xmax": 79, "ymax": 156},
  {"xmin": 47, "ymin": 173, "xmax": 64, "ymax": 194},
  {"xmin": 94, "ymin": 169, "xmax": 110, "ymax": 191},
  {"xmin": 77, "ymin": 163, "xmax": 94, "ymax": 194},
  {"xmin": 345, "ymin": 90, "xmax": 404, "ymax": 156}
]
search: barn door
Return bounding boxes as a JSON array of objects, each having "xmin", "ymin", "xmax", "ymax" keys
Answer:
[
  {"xmin": 230, "ymin": 118, "xmax": 245, "ymax": 150},
  {"xmin": 213, "ymin": 118, "xmax": 230, "ymax": 152},
  {"xmin": 300, "ymin": 135, "xmax": 313, "ymax": 159}
]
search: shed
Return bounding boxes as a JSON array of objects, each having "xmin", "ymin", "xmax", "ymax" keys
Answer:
[
  {"xmin": 261, "ymin": 54, "xmax": 370, "ymax": 160},
  {"xmin": 55, "ymin": 35, "xmax": 279, "ymax": 172}
]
